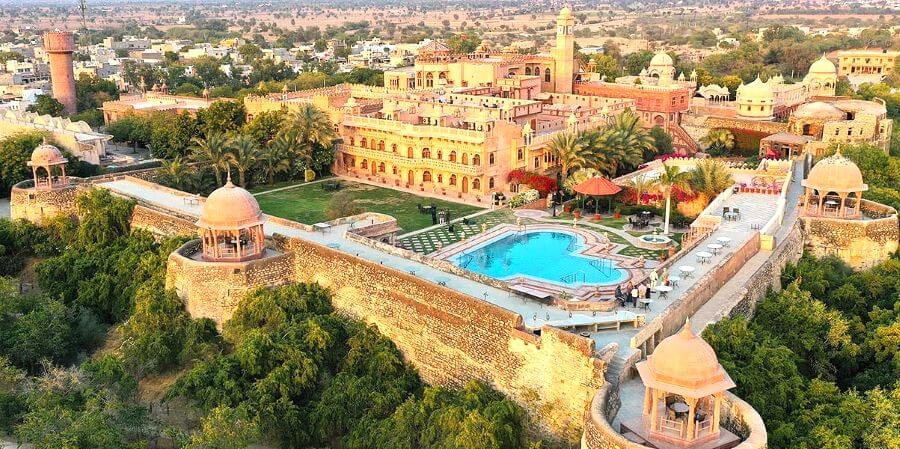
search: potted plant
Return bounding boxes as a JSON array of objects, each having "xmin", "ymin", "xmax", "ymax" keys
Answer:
[
  {"xmin": 573, "ymin": 209, "xmax": 582, "ymax": 219},
  {"xmin": 594, "ymin": 213, "xmax": 603, "ymax": 221},
  {"xmin": 564, "ymin": 203, "xmax": 572, "ymax": 213},
  {"xmin": 614, "ymin": 206, "xmax": 622, "ymax": 219},
  {"xmin": 419, "ymin": 183, "xmax": 424, "ymax": 191}
]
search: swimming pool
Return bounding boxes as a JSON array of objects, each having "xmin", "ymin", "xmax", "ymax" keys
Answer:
[{"xmin": 450, "ymin": 230, "xmax": 628, "ymax": 286}]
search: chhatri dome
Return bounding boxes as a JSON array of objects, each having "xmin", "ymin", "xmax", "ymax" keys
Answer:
[
  {"xmin": 801, "ymin": 150, "xmax": 868, "ymax": 219},
  {"xmin": 197, "ymin": 175, "xmax": 266, "ymax": 262},
  {"xmin": 626, "ymin": 321, "xmax": 737, "ymax": 446},
  {"xmin": 27, "ymin": 141, "xmax": 69, "ymax": 190},
  {"xmin": 738, "ymin": 76, "xmax": 773, "ymax": 100},
  {"xmin": 803, "ymin": 151, "xmax": 867, "ymax": 194},
  {"xmin": 809, "ymin": 54, "xmax": 837, "ymax": 74},
  {"xmin": 559, "ymin": 5, "xmax": 572, "ymax": 18}
]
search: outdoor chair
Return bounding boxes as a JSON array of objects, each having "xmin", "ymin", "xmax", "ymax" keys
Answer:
[
  {"xmin": 733, "ymin": 208, "xmax": 741, "ymax": 219},
  {"xmin": 722, "ymin": 206, "xmax": 731, "ymax": 217}
]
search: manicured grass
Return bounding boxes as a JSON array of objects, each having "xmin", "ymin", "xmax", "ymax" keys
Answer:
[{"xmin": 255, "ymin": 180, "xmax": 484, "ymax": 232}]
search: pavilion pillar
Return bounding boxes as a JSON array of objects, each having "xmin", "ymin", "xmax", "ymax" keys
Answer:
[
  {"xmin": 839, "ymin": 193, "xmax": 848, "ymax": 218},
  {"xmin": 686, "ymin": 396, "xmax": 697, "ymax": 439},
  {"xmin": 31, "ymin": 166, "xmax": 37, "ymax": 187},
  {"xmin": 643, "ymin": 387, "xmax": 652, "ymax": 416},
  {"xmin": 649, "ymin": 389, "xmax": 660, "ymax": 431},
  {"xmin": 713, "ymin": 392, "xmax": 722, "ymax": 433},
  {"xmin": 236, "ymin": 229, "xmax": 242, "ymax": 258},
  {"xmin": 856, "ymin": 192, "xmax": 863, "ymax": 218},
  {"xmin": 817, "ymin": 195, "xmax": 824, "ymax": 216}
]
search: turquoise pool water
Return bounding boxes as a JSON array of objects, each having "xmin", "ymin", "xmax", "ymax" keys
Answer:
[{"xmin": 451, "ymin": 231, "xmax": 628, "ymax": 286}]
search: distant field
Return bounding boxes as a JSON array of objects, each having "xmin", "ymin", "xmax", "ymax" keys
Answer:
[{"xmin": 255, "ymin": 180, "xmax": 484, "ymax": 232}]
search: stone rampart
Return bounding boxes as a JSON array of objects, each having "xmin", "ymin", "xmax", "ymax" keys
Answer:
[
  {"xmin": 799, "ymin": 207, "xmax": 898, "ymax": 271},
  {"xmin": 9, "ymin": 180, "xmax": 81, "ymax": 224},
  {"xmin": 282, "ymin": 235, "xmax": 604, "ymax": 442},
  {"xmin": 165, "ymin": 240, "xmax": 295, "ymax": 325},
  {"xmin": 131, "ymin": 204, "xmax": 197, "ymax": 237}
]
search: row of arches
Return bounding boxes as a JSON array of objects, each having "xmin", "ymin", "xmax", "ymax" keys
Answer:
[
  {"xmin": 523, "ymin": 66, "xmax": 553, "ymax": 83},
  {"xmin": 348, "ymin": 137, "xmax": 482, "ymax": 165},
  {"xmin": 354, "ymin": 159, "xmax": 486, "ymax": 193}
]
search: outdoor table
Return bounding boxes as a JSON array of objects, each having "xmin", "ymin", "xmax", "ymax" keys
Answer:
[
  {"xmin": 653, "ymin": 285, "xmax": 673, "ymax": 300},
  {"xmin": 314, "ymin": 223, "xmax": 331, "ymax": 233},
  {"xmin": 678, "ymin": 265, "xmax": 696, "ymax": 278},
  {"xmin": 725, "ymin": 211, "xmax": 738, "ymax": 221},
  {"xmin": 706, "ymin": 243, "xmax": 723, "ymax": 255},
  {"xmin": 670, "ymin": 402, "xmax": 690, "ymax": 418},
  {"xmin": 716, "ymin": 236, "xmax": 732, "ymax": 247},
  {"xmin": 638, "ymin": 298, "xmax": 652, "ymax": 310},
  {"xmin": 667, "ymin": 275, "xmax": 681, "ymax": 287},
  {"xmin": 696, "ymin": 251, "xmax": 713, "ymax": 264}
]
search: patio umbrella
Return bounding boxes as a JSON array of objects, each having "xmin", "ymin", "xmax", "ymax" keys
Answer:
[{"xmin": 574, "ymin": 177, "xmax": 622, "ymax": 215}]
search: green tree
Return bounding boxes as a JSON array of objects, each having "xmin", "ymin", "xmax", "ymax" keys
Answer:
[
  {"xmin": 285, "ymin": 104, "xmax": 336, "ymax": 180},
  {"xmin": 226, "ymin": 134, "xmax": 260, "ymax": 187},
  {"xmin": 148, "ymin": 111, "xmax": 199, "ymax": 159},
  {"xmin": 654, "ymin": 162, "xmax": 692, "ymax": 234},
  {"xmin": 242, "ymin": 110, "xmax": 285, "ymax": 147},
  {"xmin": 191, "ymin": 132, "xmax": 231, "ymax": 187},
  {"xmin": 27, "ymin": 95, "xmax": 65, "ymax": 116},
  {"xmin": 546, "ymin": 132, "xmax": 588, "ymax": 183},
  {"xmin": 689, "ymin": 159, "xmax": 734, "ymax": 204},
  {"xmin": 649, "ymin": 126, "xmax": 673, "ymax": 155},
  {"xmin": 700, "ymin": 128, "xmax": 736, "ymax": 156},
  {"xmin": 257, "ymin": 136, "xmax": 292, "ymax": 184}
]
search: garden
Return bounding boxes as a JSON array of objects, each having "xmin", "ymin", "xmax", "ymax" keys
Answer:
[{"xmin": 255, "ymin": 179, "xmax": 484, "ymax": 232}]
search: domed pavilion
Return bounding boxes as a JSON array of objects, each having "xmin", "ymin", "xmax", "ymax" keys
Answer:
[
  {"xmin": 27, "ymin": 141, "xmax": 69, "ymax": 190},
  {"xmin": 803, "ymin": 55, "xmax": 837, "ymax": 97},
  {"xmin": 196, "ymin": 175, "xmax": 266, "ymax": 262},
  {"xmin": 627, "ymin": 321, "xmax": 737, "ymax": 447},
  {"xmin": 801, "ymin": 150, "xmax": 867, "ymax": 219},
  {"xmin": 736, "ymin": 76, "xmax": 775, "ymax": 120}
]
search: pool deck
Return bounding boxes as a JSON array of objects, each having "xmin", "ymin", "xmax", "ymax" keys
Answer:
[{"xmin": 98, "ymin": 178, "xmax": 642, "ymax": 330}]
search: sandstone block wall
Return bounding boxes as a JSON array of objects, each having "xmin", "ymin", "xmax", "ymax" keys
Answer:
[
  {"xmin": 10, "ymin": 182, "xmax": 80, "ymax": 224},
  {"xmin": 800, "ymin": 214, "xmax": 898, "ymax": 271},
  {"xmin": 131, "ymin": 205, "xmax": 197, "ymax": 238},
  {"xmin": 165, "ymin": 240, "xmax": 296, "ymax": 326},
  {"xmin": 283, "ymin": 235, "xmax": 604, "ymax": 442}
]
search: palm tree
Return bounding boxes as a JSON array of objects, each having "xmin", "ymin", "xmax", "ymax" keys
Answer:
[
  {"xmin": 257, "ymin": 139, "xmax": 292, "ymax": 185},
  {"xmin": 190, "ymin": 133, "xmax": 230, "ymax": 186},
  {"xmin": 656, "ymin": 162, "xmax": 693, "ymax": 234},
  {"xmin": 700, "ymin": 128, "xmax": 735, "ymax": 156},
  {"xmin": 285, "ymin": 104, "xmax": 336, "ymax": 181},
  {"xmin": 226, "ymin": 135, "xmax": 260, "ymax": 187},
  {"xmin": 547, "ymin": 132, "xmax": 589, "ymax": 183},
  {"xmin": 607, "ymin": 111, "xmax": 653, "ymax": 174},
  {"xmin": 689, "ymin": 159, "xmax": 734, "ymax": 204},
  {"xmin": 157, "ymin": 157, "xmax": 193, "ymax": 191},
  {"xmin": 626, "ymin": 175, "xmax": 656, "ymax": 205},
  {"xmin": 579, "ymin": 129, "xmax": 618, "ymax": 177}
]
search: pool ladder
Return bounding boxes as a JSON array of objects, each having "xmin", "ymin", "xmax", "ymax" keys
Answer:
[
  {"xmin": 590, "ymin": 259, "xmax": 614, "ymax": 274},
  {"xmin": 560, "ymin": 270, "xmax": 587, "ymax": 284},
  {"xmin": 459, "ymin": 253, "xmax": 474, "ymax": 269}
]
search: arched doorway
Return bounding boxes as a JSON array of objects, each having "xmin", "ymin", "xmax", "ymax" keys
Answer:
[
  {"xmin": 408, "ymin": 170, "xmax": 414, "ymax": 186},
  {"xmin": 462, "ymin": 177, "xmax": 469, "ymax": 193}
]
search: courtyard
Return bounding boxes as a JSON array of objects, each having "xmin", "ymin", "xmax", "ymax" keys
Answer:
[{"xmin": 254, "ymin": 179, "xmax": 485, "ymax": 232}]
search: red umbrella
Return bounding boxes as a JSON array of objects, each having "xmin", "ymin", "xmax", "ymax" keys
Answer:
[{"xmin": 574, "ymin": 177, "xmax": 622, "ymax": 215}]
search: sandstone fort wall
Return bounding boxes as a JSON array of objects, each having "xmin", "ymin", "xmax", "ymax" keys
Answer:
[
  {"xmin": 283, "ymin": 235, "xmax": 604, "ymax": 442},
  {"xmin": 10, "ymin": 181, "xmax": 80, "ymax": 224},
  {"xmin": 799, "ymin": 202, "xmax": 898, "ymax": 270}
]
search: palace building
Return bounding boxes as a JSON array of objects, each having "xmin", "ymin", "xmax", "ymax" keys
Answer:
[
  {"xmin": 384, "ymin": 7, "xmax": 577, "ymax": 94},
  {"xmin": 100, "ymin": 83, "xmax": 221, "ymax": 124},
  {"xmin": 834, "ymin": 49, "xmax": 899, "ymax": 88}
]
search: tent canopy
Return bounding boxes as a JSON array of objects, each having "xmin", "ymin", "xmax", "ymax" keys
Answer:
[{"xmin": 574, "ymin": 177, "xmax": 622, "ymax": 196}]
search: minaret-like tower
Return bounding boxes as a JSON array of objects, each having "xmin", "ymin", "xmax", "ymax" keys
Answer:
[
  {"xmin": 42, "ymin": 31, "xmax": 77, "ymax": 116},
  {"xmin": 551, "ymin": 6, "xmax": 576, "ymax": 94}
]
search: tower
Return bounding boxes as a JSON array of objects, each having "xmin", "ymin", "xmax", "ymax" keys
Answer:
[
  {"xmin": 551, "ymin": 6, "xmax": 576, "ymax": 94},
  {"xmin": 42, "ymin": 31, "xmax": 77, "ymax": 116}
]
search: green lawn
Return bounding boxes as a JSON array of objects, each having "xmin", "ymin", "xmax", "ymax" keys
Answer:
[{"xmin": 255, "ymin": 180, "xmax": 484, "ymax": 232}]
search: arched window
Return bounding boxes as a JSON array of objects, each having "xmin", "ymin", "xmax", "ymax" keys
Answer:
[
  {"xmin": 391, "ymin": 143, "xmax": 397, "ymax": 153},
  {"xmin": 360, "ymin": 137, "xmax": 367, "ymax": 148},
  {"xmin": 473, "ymin": 155, "xmax": 481, "ymax": 166},
  {"xmin": 488, "ymin": 177, "xmax": 495, "ymax": 189},
  {"xmin": 449, "ymin": 151, "xmax": 457, "ymax": 162},
  {"xmin": 426, "ymin": 72, "xmax": 434, "ymax": 88},
  {"xmin": 407, "ymin": 147, "xmax": 414, "ymax": 158},
  {"xmin": 392, "ymin": 166, "xmax": 398, "ymax": 175},
  {"xmin": 422, "ymin": 148, "xmax": 431, "ymax": 158},
  {"xmin": 461, "ymin": 153, "xmax": 468, "ymax": 165},
  {"xmin": 473, "ymin": 178, "xmax": 481, "ymax": 190},
  {"xmin": 525, "ymin": 67, "xmax": 532, "ymax": 75},
  {"xmin": 488, "ymin": 153, "xmax": 494, "ymax": 165},
  {"xmin": 378, "ymin": 141, "xmax": 385, "ymax": 151},
  {"xmin": 437, "ymin": 149, "xmax": 443, "ymax": 160},
  {"xmin": 449, "ymin": 174, "xmax": 457, "ymax": 186},
  {"xmin": 544, "ymin": 68, "xmax": 551, "ymax": 83},
  {"xmin": 370, "ymin": 139, "xmax": 377, "ymax": 150},
  {"xmin": 349, "ymin": 137, "xmax": 355, "ymax": 146},
  {"xmin": 361, "ymin": 160, "xmax": 368, "ymax": 169},
  {"xmin": 437, "ymin": 174, "xmax": 443, "ymax": 183},
  {"xmin": 378, "ymin": 162, "xmax": 386, "ymax": 172},
  {"xmin": 423, "ymin": 171, "xmax": 432, "ymax": 182}
]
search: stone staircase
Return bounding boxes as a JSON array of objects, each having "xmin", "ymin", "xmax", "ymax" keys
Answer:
[{"xmin": 605, "ymin": 346, "xmax": 640, "ymax": 386}]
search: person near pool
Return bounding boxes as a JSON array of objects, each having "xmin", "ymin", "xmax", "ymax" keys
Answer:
[
  {"xmin": 649, "ymin": 269, "xmax": 659, "ymax": 288},
  {"xmin": 615, "ymin": 284, "xmax": 624, "ymax": 305},
  {"xmin": 625, "ymin": 281, "xmax": 635, "ymax": 306},
  {"xmin": 637, "ymin": 283, "xmax": 647, "ymax": 302},
  {"xmin": 644, "ymin": 281, "xmax": 652, "ymax": 299}
]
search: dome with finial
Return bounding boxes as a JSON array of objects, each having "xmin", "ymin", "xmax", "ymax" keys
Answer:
[
  {"xmin": 559, "ymin": 6, "xmax": 572, "ymax": 18},
  {"xmin": 636, "ymin": 320, "xmax": 736, "ymax": 397},
  {"xmin": 649, "ymin": 51, "xmax": 674, "ymax": 67},
  {"xmin": 793, "ymin": 101, "xmax": 845, "ymax": 121},
  {"xmin": 738, "ymin": 75, "xmax": 774, "ymax": 101},
  {"xmin": 809, "ymin": 54, "xmax": 836, "ymax": 74},
  {"xmin": 197, "ymin": 175, "xmax": 264, "ymax": 230},
  {"xmin": 29, "ymin": 141, "xmax": 67, "ymax": 166},
  {"xmin": 803, "ymin": 150, "xmax": 868, "ymax": 193}
]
